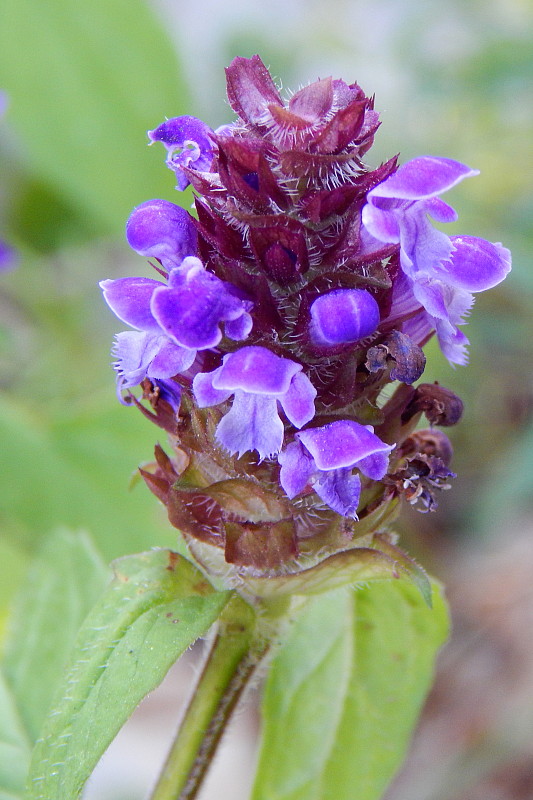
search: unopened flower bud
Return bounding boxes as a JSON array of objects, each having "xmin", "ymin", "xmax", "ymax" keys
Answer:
[
  {"xmin": 309, "ymin": 289, "xmax": 380, "ymax": 347},
  {"xmin": 126, "ymin": 199, "xmax": 198, "ymax": 269}
]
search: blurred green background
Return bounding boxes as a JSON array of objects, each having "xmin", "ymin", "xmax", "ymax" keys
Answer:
[{"xmin": 0, "ymin": 0, "xmax": 532, "ymax": 797}]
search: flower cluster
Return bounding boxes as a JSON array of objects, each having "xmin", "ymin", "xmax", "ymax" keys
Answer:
[{"xmin": 101, "ymin": 56, "xmax": 510, "ymax": 576}]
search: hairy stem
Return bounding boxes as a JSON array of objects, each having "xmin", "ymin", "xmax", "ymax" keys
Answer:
[{"xmin": 149, "ymin": 594, "xmax": 265, "ymax": 800}]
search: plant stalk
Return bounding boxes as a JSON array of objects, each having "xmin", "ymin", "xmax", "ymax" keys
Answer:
[{"xmin": 149, "ymin": 595, "xmax": 265, "ymax": 800}]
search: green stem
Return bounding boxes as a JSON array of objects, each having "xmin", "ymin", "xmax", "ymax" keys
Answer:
[{"xmin": 149, "ymin": 595, "xmax": 265, "ymax": 800}]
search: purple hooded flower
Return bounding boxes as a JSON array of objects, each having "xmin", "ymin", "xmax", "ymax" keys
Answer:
[
  {"xmin": 192, "ymin": 346, "xmax": 316, "ymax": 459},
  {"xmin": 309, "ymin": 288, "xmax": 380, "ymax": 347},
  {"xmin": 100, "ymin": 257, "xmax": 254, "ymax": 394},
  {"xmin": 152, "ymin": 257, "xmax": 254, "ymax": 348},
  {"xmin": 101, "ymin": 257, "xmax": 253, "ymax": 348},
  {"xmin": 362, "ymin": 157, "xmax": 477, "ymax": 276},
  {"xmin": 111, "ymin": 330, "xmax": 193, "ymax": 405},
  {"xmin": 279, "ymin": 420, "xmax": 394, "ymax": 517},
  {"xmin": 126, "ymin": 199, "xmax": 198, "ymax": 269},
  {"xmin": 361, "ymin": 157, "xmax": 511, "ymax": 364},
  {"xmin": 148, "ymin": 116, "xmax": 215, "ymax": 190}
]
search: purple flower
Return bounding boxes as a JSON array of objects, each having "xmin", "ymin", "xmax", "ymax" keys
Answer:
[
  {"xmin": 309, "ymin": 288, "xmax": 380, "ymax": 347},
  {"xmin": 279, "ymin": 420, "xmax": 393, "ymax": 517},
  {"xmin": 361, "ymin": 157, "xmax": 511, "ymax": 364},
  {"xmin": 362, "ymin": 157, "xmax": 478, "ymax": 279},
  {"xmin": 111, "ymin": 330, "xmax": 194, "ymax": 404},
  {"xmin": 148, "ymin": 116, "xmax": 215, "ymax": 190},
  {"xmin": 101, "ymin": 256, "xmax": 253, "ymax": 348},
  {"xmin": 0, "ymin": 240, "xmax": 18, "ymax": 273},
  {"xmin": 100, "ymin": 256, "xmax": 253, "ymax": 394},
  {"xmin": 126, "ymin": 199, "xmax": 198, "ymax": 269},
  {"xmin": 153, "ymin": 258, "xmax": 254, "ymax": 348},
  {"xmin": 193, "ymin": 346, "xmax": 316, "ymax": 459}
]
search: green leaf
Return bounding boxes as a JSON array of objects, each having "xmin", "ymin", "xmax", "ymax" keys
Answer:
[
  {"xmin": 2, "ymin": 529, "xmax": 109, "ymax": 744},
  {"xmin": 0, "ymin": 529, "xmax": 108, "ymax": 800},
  {"xmin": 0, "ymin": 539, "xmax": 26, "ymax": 643},
  {"xmin": 0, "ymin": 394, "xmax": 177, "ymax": 560},
  {"xmin": 0, "ymin": 0, "xmax": 188, "ymax": 243},
  {"xmin": 27, "ymin": 550, "xmax": 230, "ymax": 800},
  {"xmin": 0, "ymin": 672, "xmax": 31, "ymax": 800},
  {"xmin": 252, "ymin": 580, "xmax": 449, "ymax": 800}
]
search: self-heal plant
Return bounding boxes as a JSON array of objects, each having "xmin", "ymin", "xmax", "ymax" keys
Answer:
[{"xmin": 28, "ymin": 56, "xmax": 510, "ymax": 800}]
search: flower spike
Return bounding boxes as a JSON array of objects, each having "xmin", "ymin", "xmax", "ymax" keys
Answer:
[{"xmin": 101, "ymin": 55, "xmax": 510, "ymax": 575}]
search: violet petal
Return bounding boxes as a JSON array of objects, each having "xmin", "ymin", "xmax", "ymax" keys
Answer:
[
  {"xmin": 216, "ymin": 391, "xmax": 284, "ymax": 459},
  {"xmin": 367, "ymin": 156, "xmax": 478, "ymax": 201},
  {"xmin": 192, "ymin": 368, "xmax": 232, "ymax": 407},
  {"xmin": 112, "ymin": 331, "xmax": 163, "ymax": 388},
  {"xmin": 437, "ymin": 236, "xmax": 512, "ymax": 293},
  {"xmin": 313, "ymin": 469, "xmax": 361, "ymax": 518},
  {"xmin": 154, "ymin": 379, "xmax": 182, "ymax": 411},
  {"xmin": 426, "ymin": 197, "xmax": 457, "ymax": 223},
  {"xmin": 399, "ymin": 206, "xmax": 454, "ymax": 278},
  {"xmin": 224, "ymin": 311, "xmax": 253, "ymax": 341},
  {"xmin": 435, "ymin": 321, "xmax": 470, "ymax": 366},
  {"xmin": 297, "ymin": 420, "xmax": 393, "ymax": 471},
  {"xmin": 100, "ymin": 277, "xmax": 163, "ymax": 332},
  {"xmin": 213, "ymin": 346, "xmax": 301, "ymax": 395},
  {"xmin": 112, "ymin": 330, "xmax": 193, "ymax": 389},
  {"xmin": 149, "ymin": 338, "xmax": 196, "ymax": 377},
  {"xmin": 401, "ymin": 310, "xmax": 434, "ymax": 348},
  {"xmin": 356, "ymin": 450, "xmax": 392, "ymax": 481},
  {"xmin": 360, "ymin": 202, "xmax": 401, "ymax": 244},
  {"xmin": 278, "ymin": 440, "xmax": 315, "ymax": 499},
  {"xmin": 148, "ymin": 116, "xmax": 214, "ymax": 189},
  {"xmin": 411, "ymin": 277, "xmax": 450, "ymax": 320},
  {"xmin": 279, "ymin": 372, "xmax": 316, "ymax": 429},
  {"xmin": 151, "ymin": 258, "xmax": 252, "ymax": 349}
]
